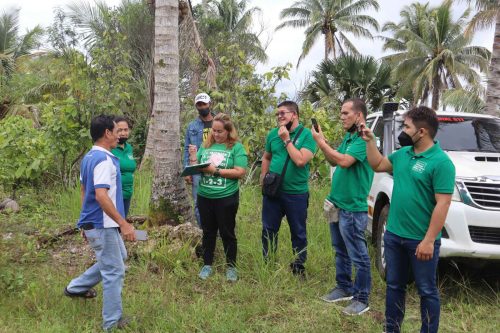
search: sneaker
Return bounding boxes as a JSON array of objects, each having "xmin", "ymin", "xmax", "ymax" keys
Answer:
[
  {"xmin": 342, "ymin": 300, "xmax": 370, "ymax": 316},
  {"xmin": 226, "ymin": 267, "xmax": 238, "ymax": 282},
  {"xmin": 198, "ymin": 265, "xmax": 213, "ymax": 280},
  {"xmin": 104, "ymin": 316, "xmax": 132, "ymax": 331},
  {"xmin": 320, "ymin": 287, "xmax": 353, "ymax": 303}
]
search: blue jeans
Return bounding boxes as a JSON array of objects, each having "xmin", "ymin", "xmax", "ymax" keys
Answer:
[
  {"xmin": 329, "ymin": 209, "xmax": 371, "ymax": 304},
  {"xmin": 262, "ymin": 192, "xmax": 309, "ymax": 266},
  {"xmin": 384, "ymin": 230, "xmax": 441, "ymax": 333},
  {"xmin": 192, "ymin": 174, "xmax": 201, "ymax": 227},
  {"xmin": 67, "ymin": 228, "xmax": 127, "ymax": 330},
  {"xmin": 123, "ymin": 198, "xmax": 131, "ymax": 217}
]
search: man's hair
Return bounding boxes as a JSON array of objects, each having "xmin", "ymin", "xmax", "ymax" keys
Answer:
[
  {"xmin": 90, "ymin": 114, "xmax": 115, "ymax": 143},
  {"xmin": 277, "ymin": 100, "xmax": 299, "ymax": 116},
  {"xmin": 404, "ymin": 106, "xmax": 439, "ymax": 138},
  {"xmin": 114, "ymin": 116, "xmax": 130, "ymax": 127},
  {"xmin": 343, "ymin": 98, "xmax": 367, "ymax": 119}
]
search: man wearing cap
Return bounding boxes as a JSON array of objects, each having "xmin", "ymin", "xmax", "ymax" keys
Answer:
[{"xmin": 183, "ymin": 92, "xmax": 214, "ymax": 227}]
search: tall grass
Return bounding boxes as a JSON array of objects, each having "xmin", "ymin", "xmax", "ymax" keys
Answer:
[{"xmin": 0, "ymin": 175, "xmax": 498, "ymax": 332}]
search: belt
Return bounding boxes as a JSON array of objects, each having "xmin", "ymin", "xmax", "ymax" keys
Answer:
[{"xmin": 80, "ymin": 223, "xmax": 95, "ymax": 230}]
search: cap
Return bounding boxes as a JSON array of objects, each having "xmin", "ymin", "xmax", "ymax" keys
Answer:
[{"xmin": 194, "ymin": 93, "xmax": 211, "ymax": 105}]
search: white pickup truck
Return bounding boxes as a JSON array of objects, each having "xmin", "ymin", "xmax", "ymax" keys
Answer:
[{"xmin": 365, "ymin": 105, "xmax": 500, "ymax": 278}]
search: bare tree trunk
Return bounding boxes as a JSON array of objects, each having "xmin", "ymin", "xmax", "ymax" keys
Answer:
[
  {"xmin": 149, "ymin": 0, "xmax": 194, "ymax": 225},
  {"xmin": 432, "ymin": 75, "xmax": 440, "ymax": 110},
  {"xmin": 485, "ymin": 12, "xmax": 500, "ymax": 117}
]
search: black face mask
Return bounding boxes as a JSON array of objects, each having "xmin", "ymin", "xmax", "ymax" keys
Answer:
[
  {"xmin": 348, "ymin": 124, "xmax": 357, "ymax": 133},
  {"xmin": 285, "ymin": 120, "xmax": 293, "ymax": 131},
  {"xmin": 197, "ymin": 108, "xmax": 210, "ymax": 117},
  {"xmin": 348, "ymin": 115, "xmax": 361, "ymax": 133},
  {"xmin": 398, "ymin": 130, "xmax": 421, "ymax": 147},
  {"xmin": 118, "ymin": 137, "xmax": 128, "ymax": 145}
]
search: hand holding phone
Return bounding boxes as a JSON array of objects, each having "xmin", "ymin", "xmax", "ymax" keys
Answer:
[{"xmin": 311, "ymin": 118, "xmax": 319, "ymax": 132}]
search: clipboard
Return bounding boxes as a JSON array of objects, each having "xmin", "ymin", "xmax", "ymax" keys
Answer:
[{"xmin": 181, "ymin": 162, "xmax": 211, "ymax": 177}]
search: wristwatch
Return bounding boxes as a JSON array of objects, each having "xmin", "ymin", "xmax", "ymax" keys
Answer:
[
  {"xmin": 284, "ymin": 139, "xmax": 292, "ymax": 147},
  {"xmin": 214, "ymin": 168, "xmax": 221, "ymax": 177}
]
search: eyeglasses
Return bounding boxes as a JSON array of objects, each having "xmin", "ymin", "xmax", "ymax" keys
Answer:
[{"xmin": 275, "ymin": 111, "xmax": 293, "ymax": 117}]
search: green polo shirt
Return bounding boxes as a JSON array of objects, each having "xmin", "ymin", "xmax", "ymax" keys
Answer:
[
  {"xmin": 197, "ymin": 142, "xmax": 248, "ymax": 199},
  {"xmin": 387, "ymin": 142, "xmax": 455, "ymax": 240},
  {"xmin": 328, "ymin": 132, "xmax": 374, "ymax": 212},
  {"xmin": 111, "ymin": 143, "xmax": 137, "ymax": 200},
  {"xmin": 265, "ymin": 124, "xmax": 317, "ymax": 194}
]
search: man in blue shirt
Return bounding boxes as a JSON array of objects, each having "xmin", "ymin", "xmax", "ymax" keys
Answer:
[
  {"xmin": 183, "ymin": 92, "xmax": 214, "ymax": 227},
  {"xmin": 64, "ymin": 115, "xmax": 136, "ymax": 331}
]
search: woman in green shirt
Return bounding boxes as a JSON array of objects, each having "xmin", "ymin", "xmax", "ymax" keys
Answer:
[
  {"xmin": 111, "ymin": 116, "xmax": 137, "ymax": 217},
  {"xmin": 189, "ymin": 113, "xmax": 248, "ymax": 281}
]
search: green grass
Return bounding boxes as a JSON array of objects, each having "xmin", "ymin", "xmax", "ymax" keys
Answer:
[{"xmin": 0, "ymin": 174, "xmax": 499, "ymax": 332}]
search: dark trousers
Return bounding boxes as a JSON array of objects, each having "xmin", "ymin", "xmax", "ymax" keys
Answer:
[
  {"xmin": 384, "ymin": 230, "xmax": 441, "ymax": 333},
  {"xmin": 123, "ymin": 198, "xmax": 131, "ymax": 217},
  {"xmin": 198, "ymin": 191, "xmax": 239, "ymax": 267},
  {"xmin": 261, "ymin": 192, "xmax": 309, "ymax": 267}
]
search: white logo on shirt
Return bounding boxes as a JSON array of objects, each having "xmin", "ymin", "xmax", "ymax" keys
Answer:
[{"xmin": 412, "ymin": 160, "xmax": 427, "ymax": 173}]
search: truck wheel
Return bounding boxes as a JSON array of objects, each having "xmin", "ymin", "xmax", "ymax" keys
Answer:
[{"xmin": 376, "ymin": 204, "xmax": 390, "ymax": 280}]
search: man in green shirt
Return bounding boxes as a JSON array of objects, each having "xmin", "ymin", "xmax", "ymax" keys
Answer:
[
  {"xmin": 260, "ymin": 101, "xmax": 316, "ymax": 276},
  {"xmin": 312, "ymin": 98, "xmax": 374, "ymax": 316},
  {"xmin": 361, "ymin": 106, "xmax": 455, "ymax": 333}
]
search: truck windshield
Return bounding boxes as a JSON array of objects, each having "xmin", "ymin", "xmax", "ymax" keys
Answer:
[{"xmin": 396, "ymin": 116, "xmax": 500, "ymax": 152}]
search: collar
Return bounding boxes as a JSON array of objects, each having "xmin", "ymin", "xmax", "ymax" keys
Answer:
[
  {"xmin": 290, "ymin": 123, "xmax": 303, "ymax": 134},
  {"xmin": 115, "ymin": 143, "xmax": 129, "ymax": 151},
  {"xmin": 92, "ymin": 145, "xmax": 117, "ymax": 158},
  {"xmin": 345, "ymin": 130, "xmax": 359, "ymax": 142},
  {"xmin": 406, "ymin": 141, "xmax": 441, "ymax": 158}
]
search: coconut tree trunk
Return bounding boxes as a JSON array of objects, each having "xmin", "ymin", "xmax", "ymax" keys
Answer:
[
  {"xmin": 485, "ymin": 11, "xmax": 500, "ymax": 117},
  {"xmin": 149, "ymin": 0, "xmax": 194, "ymax": 225},
  {"xmin": 325, "ymin": 29, "xmax": 335, "ymax": 59},
  {"xmin": 432, "ymin": 75, "xmax": 440, "ymax": 110}
]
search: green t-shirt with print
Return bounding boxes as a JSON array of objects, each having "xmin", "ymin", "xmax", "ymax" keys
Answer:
[
  {"xmin": 197, "ymin": 142, "xmax": 248, "ymax": 199},
  {"xmin": 265, "ymin": 124, "xmax": 317, "ymax": 194},
  {"xmin": 328, "ymin": 132, "xmax": 374, "ymax": 212},
  {"xmin": 111, "ymin": 143, "xmax": 136, "ymax": 200},
  {"xmin": 387, "ymin": 142, "xmax": 455, "ymax": 240}
]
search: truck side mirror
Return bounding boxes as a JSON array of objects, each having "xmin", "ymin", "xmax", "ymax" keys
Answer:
[{"xmin": 382, "ymin": 102, "xmax": 399, "ymax": 119}]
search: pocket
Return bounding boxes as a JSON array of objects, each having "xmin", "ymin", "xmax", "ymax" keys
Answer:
[
  {"xmin": 323, "ymin": 199, "xmax": 339, "ymax": 223},
  {"xmin": 84, "ymin": 229, "xmax": 103, "ymax": 251},
  {"xmin": 190, "ymin": 129, "xmax": 201, "ymax": 143}
]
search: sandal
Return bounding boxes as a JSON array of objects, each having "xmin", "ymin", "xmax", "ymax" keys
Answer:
[{"xmin": 64, "ymin": 287, "xmax": 97, "ymax": 298}]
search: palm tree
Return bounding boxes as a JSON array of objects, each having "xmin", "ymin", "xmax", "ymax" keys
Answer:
[
  {"xmin": 196, "ymin": 0, "xmax": 268, "ymax": 64},
  {"xmin": 276, "ymin": 0, "xmax": 379, "ymax": 66},
  {"xmin": 0, "ymin": 8, "xmax": 43, "ymax": 81},
  {"xmin": 381, "ymin": 0, "xmax": 491, "ymax": 110},
  {"xmin": 149, "ymin": 0, "xmax": 195, "ymax": 225},
  {"xmin": 300, "ymin": 54, "xmax": 395, "ymax": 111},
  {"xmin": 464, "ymin": 0, "xmax": 499, "ymax": 116}
]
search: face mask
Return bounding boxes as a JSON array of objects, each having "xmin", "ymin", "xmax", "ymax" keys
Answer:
[
  {"xmin": 118, "ymin": 137, "xmax": 128, "ymax": 144},
  {"xmin": 285, "ymin": 120, "xmax": 293, "ymax": 131},
  {"xmin": 398, "ymin": 130, "xmax": 421, "ymax": 147},
  {"xmin": 347, "ymin": 114, "xmax": 361, "ymax": 133},
  {"xmin": 197, "ymin": 108, "xmax": 210, "ymax": 117}
]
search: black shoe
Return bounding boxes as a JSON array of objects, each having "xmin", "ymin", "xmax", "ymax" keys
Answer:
[{"xmin": 290, "ymin": 263, "xmax": 306, "ymax": 279}]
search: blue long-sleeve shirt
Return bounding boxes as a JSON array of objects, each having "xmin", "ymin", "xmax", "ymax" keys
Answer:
[{"xmin": 183, "ymin": 118, "xmax": 206, "ymax": 168}]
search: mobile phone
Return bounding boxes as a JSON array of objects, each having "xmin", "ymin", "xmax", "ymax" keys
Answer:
[
  {"xmin": 311, "ymin": 118, "xmax": 319, "ymax": 132},
  {"xmin": 135, "ymin": 230, "xmax": 148, "ymax": 241}
]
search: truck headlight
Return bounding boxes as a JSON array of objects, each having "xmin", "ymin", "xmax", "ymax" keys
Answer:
[{"xmin": 451, "ymin": 185, "xmax": 462, "ymax": 202}]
